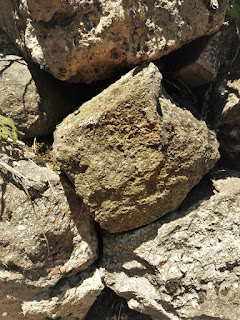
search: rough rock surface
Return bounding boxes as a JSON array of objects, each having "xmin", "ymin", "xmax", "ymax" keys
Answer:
[
  {"xmin": 85, "ymin": 287, "xmax": 153, "ymax": 320},
  {"xmin": 208, "ymin": 56, "xmax": 240, "ymax": 170},
  {"xmin": 0, "ymin": 143, "xmax": 99, "ymax": 318},
  {"xmin": 0, "ymin": 0, "xmax": 229, "ymax": 82},
  {"xmin": 0, "ymin": 29, "xmax": 73, "ymax": 138},
  {"xmin": 101, "ymin": 169, "xmax": 240, "ymax": 320},
  {"xmin": 173, "ymin": 25, "xmax": 233, "ymax": 88},
  {"xmin": 53, "ymin": 63, "xmax": 219, "ymax": 233},
  {"xmin": 0, "ymin": 266, "xmax": 104, "ymax": 320}
]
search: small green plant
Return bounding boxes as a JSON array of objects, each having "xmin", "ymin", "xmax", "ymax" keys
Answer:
[{"xmin": 0, "ymin": 115, "xmax": 18, "ymax": 142}]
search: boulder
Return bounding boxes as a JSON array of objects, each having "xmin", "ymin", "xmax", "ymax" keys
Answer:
[
  {"xmin": 0, "ymin": 142, "xmax": 99, "ymax": 318},
  {"xmin": 53, "ymin": 63, "xmax": 219, "ymax": 233},
  {"xmin": 0, "ymin": 0, "xmax": 229, "ymax": 82},
  {"xmin": 101, "ymin": 169, "xmax": 240, "ymax": 320},
  {"xmin": 208, "ymin": 56, "xmax": 240, "ymax": 169},
  {"xmin": 0, "ymin": 28, "xmax": 74, "ymax": 138},
  {"xmin": 0, "ymin": 266, "xmax": 104, "ymax": 320},
  {"xmin": 172, "ymin": 25, "xmax": 234, "ymax": 88}
]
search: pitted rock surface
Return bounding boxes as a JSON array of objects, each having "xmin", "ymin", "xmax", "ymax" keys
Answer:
[
  {"xmin": 0, "ymin": 55, "xmax": 72, "ymax": 138},
  {"xmin": 209, "ymin": 56, "xmax": 240, "ymax": 170},
  {"xmin": 0, "ymin": 144, "xmax": 98, "ymax": 295},
  {"xmin": 101, "ymin": 170, "xmax": 240, "ymax": 320},
  {"xmin": 0, "ymin": 0, "xmax": 229, "ymax": 82},
  {"xmin": 53, "ymin": 63, "xmax": 219, "ymax": 233},
  {"xmin": 0, "ymin": 266, "xmax": 104, "ymax": 320}
]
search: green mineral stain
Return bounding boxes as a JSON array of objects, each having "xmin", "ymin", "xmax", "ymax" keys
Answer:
[{"xmin": 0, "ymin": 115, "xmax": 18, "ymax": 142}]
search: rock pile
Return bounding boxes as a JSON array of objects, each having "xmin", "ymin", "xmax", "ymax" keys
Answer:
[{"xmin": 0, "ymin": 1, "xmax": 239, "ymax": 319}]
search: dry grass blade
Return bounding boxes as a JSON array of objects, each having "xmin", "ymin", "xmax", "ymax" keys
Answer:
[
  {"xmin": 117, "ymin": 299, "xmax": 123, "ymax": 320},
  {"xmin": 0, "ymin": 160, "xmax": 30, "ymax": 183},
  {"xmin": 0, "ymin": 159, "xmax": 51, "ymax": 255}
]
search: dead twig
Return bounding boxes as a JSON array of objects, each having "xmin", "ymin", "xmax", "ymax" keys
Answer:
[
  {"xmin": 0, "ymin": 160, "xmax": 30, "ymax": 183},
  {"xmin": 0, "ymin": 160, "xmax": 51, "ymax": 256},
  {"xmin": 29, "ymin": 158, "xmax": 56, "ymax": 198}
]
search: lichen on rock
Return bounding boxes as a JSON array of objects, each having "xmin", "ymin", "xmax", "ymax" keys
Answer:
[{"xmin": 53, "ymin": 62, "xmax": 220, "ymax": 233}]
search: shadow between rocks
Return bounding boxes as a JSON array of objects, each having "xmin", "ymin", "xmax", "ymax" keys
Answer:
[{"xmin": 85, "ymin": 287, "xmax": 152, "ymax": 320}]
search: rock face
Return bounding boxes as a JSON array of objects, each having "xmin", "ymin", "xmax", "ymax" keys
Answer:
[
  {"xmin": 0, "ymin": 143, "xmax": 100, "ymax": 318},
  {"xmin": 0, "ymin": 29, "xmax": 73, "ymax": 138},
  {"xmin": 53, "ymin": 63, "xmax": 219, "ymax": 233},
  {"xmin": 21, "ymin": 267, "xmax": 104, "ymax": 320},
  {"xmin": 0, "ymin": 0, "xmax": 229, "ymax": 82},
  {"xmin": 172, "ymin": 25, "xmax": 234, "ymax": 88},
  {"xmin": 208, "ymin": 57, "xmax": 240, "ymax": 170},
  {"xmin": 102, "ymin": 170, "xmax": 240, "ymax": 320},
  {"xmin": 0, "ymin": 266, "xmax": 104, "ymax": 320}
]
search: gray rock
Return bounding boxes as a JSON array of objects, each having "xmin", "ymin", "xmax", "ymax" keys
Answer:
[
  {"xmin": 0, "ymin": 266, "xmax": 104, "ymax": 320},
  {"xmin": 173, "ymin": 25, "xmax": 233, "ymax": 88},
  {"xmin": 0, "ymin": 29, "xmax": 74, "ymax": 138},
  {"xmin": 208, "ymin": 56, "xmax": 240, "ymax": 170},
  {"xmin": 101, "ymin": 169, "xmax": 240, "ymax": 320},
  {"xmin": 0, "ymin": 0, "xmax": 229, "ymax": 82},
  {"xmin": 53, "ymin": 63, "xmax": 219, "ymax": 233},
  {"xmin": 0, "ymin": 143, "xmax": 98, "ymax": 305}
]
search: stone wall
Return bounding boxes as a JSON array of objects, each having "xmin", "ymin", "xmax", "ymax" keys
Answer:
[{"xmin": 1, "ymin": 1, "xmax": 240, "ymax": 319}]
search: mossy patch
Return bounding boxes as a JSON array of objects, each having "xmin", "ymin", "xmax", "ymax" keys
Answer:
[{"xmin": 0, "ymin": 115, "xmax": 18, "ymax": 142}]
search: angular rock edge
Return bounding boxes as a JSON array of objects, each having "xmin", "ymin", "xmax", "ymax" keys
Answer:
[{"xmin": 53, "ymin": 62, "xmax": 220, "ymax": 233}]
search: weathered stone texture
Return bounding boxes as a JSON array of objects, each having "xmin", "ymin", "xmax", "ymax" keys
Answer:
[
  {"xmin": 102, "ymin": 169, "xmax": 240, "ymax": 320},
  {"xmin": 173, "ymin": 25, "xmax": 234, "ymax": 88},
  {"xmin": 0, "ymin": 144, "xmax": 98, "ymax": 295},
  {"xmin": 208, "ymin": 56, "xmax": 240, "ymax": 170},
  {"xmin": 0, "ymin": 0, "xmax": 229, "ymax": 82},
  {"xmin": 21, "ymin": 267, "xmax": 104, "ymax": 320},
  {"xmin": 0, "ymin": 28, "xmax": 74, "ymax": 138},
  {"xmin": 0, "ymin": 266, "xmax": 104, "ymax": 320},
  {"xmin": 53, "ymin": 63, "xmax": 219, "ymax": 233}
]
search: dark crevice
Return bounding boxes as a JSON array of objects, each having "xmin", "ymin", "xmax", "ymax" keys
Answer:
[{"xmin": 85, "ymin": 287, "xmax": 152, "ymax": 320}]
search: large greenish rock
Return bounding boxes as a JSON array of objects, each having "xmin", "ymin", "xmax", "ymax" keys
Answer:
[{"xmin": 53, "ymin": 63, "xmax": 219, "ymax": 233}]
